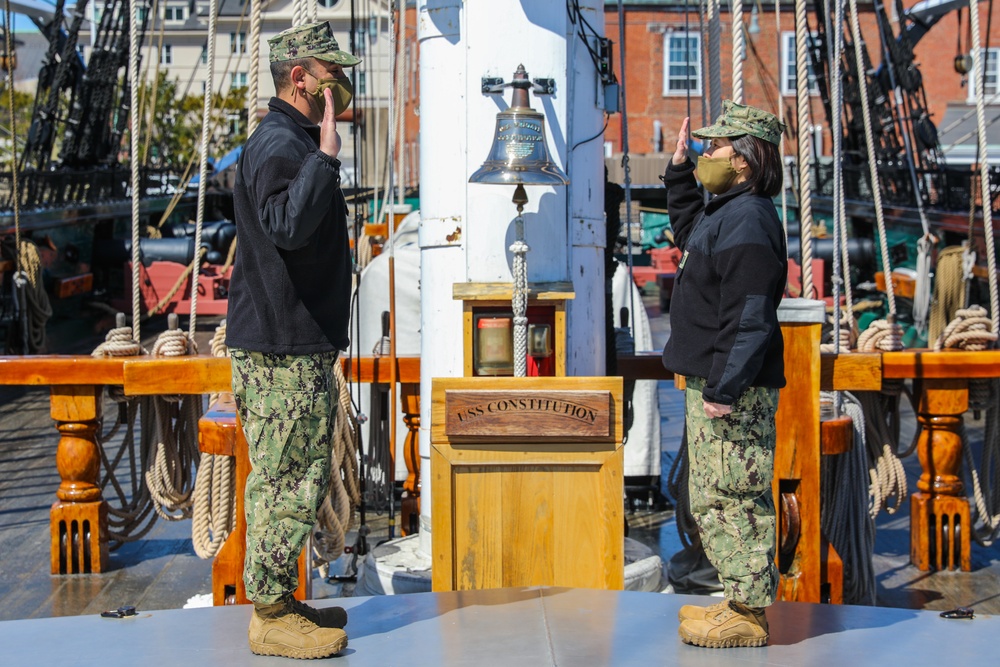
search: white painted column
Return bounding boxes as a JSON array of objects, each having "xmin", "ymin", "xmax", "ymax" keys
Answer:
[{"xmin": 416, "ymin": 0, "xmax": 607, "ymax": 556}]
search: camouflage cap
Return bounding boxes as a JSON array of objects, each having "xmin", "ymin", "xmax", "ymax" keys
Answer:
[
  {"xmin": 691, "ymin": 100, "xmax": 785, "ymax": 146},
  {"xmin": 268, "ymin": 21, "xmax": 362, "ymax": 67}
]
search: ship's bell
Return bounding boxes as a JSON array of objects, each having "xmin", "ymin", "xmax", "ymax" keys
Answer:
[{"xmin": 469, "ymin": 65, "xmax": 569, "ymax": 186}]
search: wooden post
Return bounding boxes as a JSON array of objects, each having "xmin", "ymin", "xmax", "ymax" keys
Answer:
[
  {"xmin": 399, "ymin": 383, "xmax": 421, "ymax": 536},
  {"xmin": 774, "ymin": 301, "xmax": 823, "ymax": 603},
  {"xmin": 910, "ymin": 378, "xmax": 972, "ymax": 572},
  {"xmin": 49, "ymin": 385, "xmax": 108, "ymax": 574}
]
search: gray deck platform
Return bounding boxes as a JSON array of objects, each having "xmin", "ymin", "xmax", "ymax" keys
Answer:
[{"xmin": 3, "ymin": 586, "xmax": 996, "ymax": 666}]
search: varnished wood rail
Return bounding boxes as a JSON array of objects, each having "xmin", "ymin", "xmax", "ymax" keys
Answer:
[{"xmin": 0, "ymin": 353, "xmax": 423, "ymax": 583}]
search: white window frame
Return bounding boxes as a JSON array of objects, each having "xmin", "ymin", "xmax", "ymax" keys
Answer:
[
  {"xmin": 230, "ymin": 32, "xmax": 247, "ymax": 55},
  {"xmin": 317, "ymin": 0, "xmax": 340, "ymax": 8},
  {"xmin": 160, "ymin": 44, "xmax": 172, "ymax": 66},
  {"xmin": 163, "ymin": 5, "xmax": 185, "ymax": 22},
  {"xmin": 781, "ymin": 31, "xmax": 819, "ymax": 97},
  {"xmin": 662, "ymin": 30, "xmax": 701, "ymax": 97},
  {"xmin": 230, "ymin": 71, "xmax": 248, "ymax": 89},
  {"xmin": 968, "ymin": 48, "xmax": 1000, "ymax": 102}
]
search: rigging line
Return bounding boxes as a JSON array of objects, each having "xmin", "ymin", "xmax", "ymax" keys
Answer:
[
  {"xmin": 968, "ymin": 0, "xmax": 1000, "ymax": 334},
  {"xmin": 871, "ymin": 0, "xmax": 931, "ymax": 239},
  {"xmin": 246, "ymin": 0, "xmax": 267, "ymax": 136},
  {"xmin": 617, "ymin": 0, "xmax": 636, "ymax": 332},
  {"xmin": 830, "ymin": 0, "xmax": 848, "ymax": 364},
  {"xmin": 731, "ymin": 0, "xmax": 745, "ymax": 104},
  {"xmin": 685, "ymin": 0, "xmax": 692, "ymax": 124},
  {"xmin": 190, "ymin": 0, "xmax": 220, "ymax": 345},
  {"xmin": 2, "ymin": 0, "xmax": 28, "ymax": 351},
  {"xmin": 794, "ymin": 0, "xmax": 816, "ymax": 299},
  {"xmin": 849, "ymin": 0, "xmax": 897, "ymax": 316},
  {"xmin": 129, "ymin": 0, "xmax": 143, "ymax": 344}
]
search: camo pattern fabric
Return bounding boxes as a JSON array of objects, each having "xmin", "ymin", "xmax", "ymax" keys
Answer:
[
  {"xmin": 230, "ymin": 348, "xmax": 338, "ymax": 604},
  {"xmin": 685, "ymin": 375, "xmax": 779, "ymax": 607}
]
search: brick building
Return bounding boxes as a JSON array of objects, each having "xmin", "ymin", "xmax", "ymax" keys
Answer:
[{"xmin": 603, "ymin": 0, "xmax": 1000, "ymax": 184}]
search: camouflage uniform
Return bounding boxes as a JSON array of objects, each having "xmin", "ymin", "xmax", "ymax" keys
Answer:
[
  {"xmin": 231, "ymin": 348, "xmax": 338, "ymax": 604},
  {"xmin": 685, "ymin": 376, "xmax": 780, "ymax": 607}
]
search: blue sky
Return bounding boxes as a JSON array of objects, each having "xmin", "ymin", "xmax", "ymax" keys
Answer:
[{"xmin": 6, "ymin": 0, "xmax": 65, "ymax": 33}]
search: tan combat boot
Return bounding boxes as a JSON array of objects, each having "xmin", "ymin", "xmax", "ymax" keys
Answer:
[
  {"xmin": 677, "ymin": 598, "xmax": 729, "ymax": 623},
  {"xmin": 249, "ymin": 600, "xmax": 349, "ymax": 659},
  {"xmin": 678, "ymin": 600, "xmax": 768, "ymax": 648}
]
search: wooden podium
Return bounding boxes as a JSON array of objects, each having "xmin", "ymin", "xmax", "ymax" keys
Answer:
[{"xmin": 430, "ymin": 377, "xmax": 624, "ymax": 592}]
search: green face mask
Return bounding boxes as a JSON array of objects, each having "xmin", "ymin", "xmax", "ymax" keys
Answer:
[
  {"xmin": 309, "ymin": 74, "xmax": 354, "ymax": 116},
  {"xmin": 696, "ymin": 155, "xmax": 739, "ymax": 195}
]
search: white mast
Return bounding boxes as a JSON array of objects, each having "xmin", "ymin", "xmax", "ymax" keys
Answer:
[{"xmin": 415, "ymin": 0, "xmax": 607, "ymax": 553}]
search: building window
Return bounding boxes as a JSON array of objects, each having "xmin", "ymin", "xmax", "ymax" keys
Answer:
[
  {"xmin": 230, "ymin": 32, "xmax": 247, "ymax": 55},
  {"xmin": 227, "ymin": 113, "xmax": 242, "ymax": 135},
  {"xmin": 353, "ymin": 29, "xmax": 366, "ymax": 57},
  {"xmin": 164, "ymin": 5, "xmax": 185, "ymax": 22},
  {"xmin": 230, "ymin": 72, "xmax": 248, "ymax": 89},
  {"xmin": 781, "ymin": 32, "xmax": 819, "ymax": 96},
  {"xmin": 356, "ymin": 71, "xmax": 366, "ymax": 95},
  {"xmin": 160, "ymin": 44, "xmax": 172, "ymax": 65},
  {"xmin": 969, "ymin": 49, "xmax": 1000, "ymax": 101},
  {"xmin": 662, "ymin": 31, "xmax": 701, "ymax": 96},
  {"xmin": 317, "ymin": 0, "xmax": 340, "ymax": 7},
  {"xmin": 201, "ymin": 43, "xmax": 208, "ymax": 65}
]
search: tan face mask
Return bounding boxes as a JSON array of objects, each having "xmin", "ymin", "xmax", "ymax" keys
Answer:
[
  {"xmin": 308, "ymin": 72, "xmax": 354, "ymax": 116},
  {"xmin": 696, "ymin": 155, "xmax": 739, "ymax": 195}
]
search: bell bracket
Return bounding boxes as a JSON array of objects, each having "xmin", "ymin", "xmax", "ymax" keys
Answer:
[{"xmin": 481, "ymin": 77, "xmax": 556, "ymax": 96}]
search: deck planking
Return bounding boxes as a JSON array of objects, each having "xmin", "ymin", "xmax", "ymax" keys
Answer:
[{"xmin": 1, "ymin": 305, "xmax": 1000, "ymax": 623}]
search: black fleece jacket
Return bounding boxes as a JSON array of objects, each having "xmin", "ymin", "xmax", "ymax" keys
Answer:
[
  {"xmin": 661, "ymin": 158, "xmax": 787, "ymax": 405},
  {"xmin": 226, "ymin": 98, "xmax": 352, "ymax": 354}
]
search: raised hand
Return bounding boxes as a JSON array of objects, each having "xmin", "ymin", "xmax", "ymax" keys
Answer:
[
  {"xmin": 672, "ymin": 117, "xmax": 690, "ymax": 165},
  {"xmin": 319, "ymin": 88, "xmax": 342, "ymax": 158}
]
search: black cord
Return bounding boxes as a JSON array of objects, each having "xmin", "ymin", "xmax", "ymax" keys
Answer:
[{"xmin": 572, "ymin": 114, "xmax": 609, "ymax": 151}]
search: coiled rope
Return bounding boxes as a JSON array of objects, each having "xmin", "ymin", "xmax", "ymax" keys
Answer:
[
  {"xmin": 934, "ymin": 305, "xmax": 998, "ymax": 351},
  {"xmin": 313, "ymin": 360, "xmax": 362, "ymax": 567},
  {"xmin": 853, "ymin": 389, "xmax": 909, "ymax": 517},
  {"xmin": 928, "ymin": 245, "xmax": 968, "ymax": 344},
  {"xmin": 145, "ymin": 315, "xmax": 201, "ymax": 521},
  {"xmin": 11, "ymin": 240, "xmax": 52, "ymax": 353},
  {"xmin": 192, "ymin": 319, "xmax": 235, "ymax": 559}
]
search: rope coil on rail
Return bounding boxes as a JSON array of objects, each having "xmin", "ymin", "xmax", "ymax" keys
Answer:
[
  {"xmin": 313, "ymin": 360, "xmax": 362, "ymax": 568},
  {"xmin": 933, "ymin": 305, "xmax": 998, "ymax": 352}
]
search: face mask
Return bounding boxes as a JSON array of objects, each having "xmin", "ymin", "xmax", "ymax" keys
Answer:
[
  {"xmin": 696, "ymin": 155, "xmax": 739, "ymax": 195},
  {"xmin": 308, "ymin": 73, "xmax": 354, "ymax": 116}
]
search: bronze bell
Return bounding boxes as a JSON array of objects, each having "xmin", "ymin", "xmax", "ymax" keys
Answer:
[{"xmin": 469, "ymin": 65, "xmax": 569, "ymax": 186}]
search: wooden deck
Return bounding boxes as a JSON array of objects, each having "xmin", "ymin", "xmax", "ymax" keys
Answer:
[{"xmin": 1, "ymin": 303, "xmax": 1000, "ymax": 622}]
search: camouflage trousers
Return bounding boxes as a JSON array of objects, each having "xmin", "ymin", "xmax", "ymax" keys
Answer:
[
  {"xmin": 685, "ymin": 376, "xmax": 779, "ymax": 607},
  {"xmin": 230, "ymin": 348, "xmax": 338, "ymax": 604}
]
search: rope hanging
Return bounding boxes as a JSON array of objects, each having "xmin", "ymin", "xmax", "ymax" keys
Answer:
[
  {"xmin": 192, "ymin": 319, "xmax": 235, "ymax": 559},
  {"xmin": 247, "ymin": 0, "xmax": 266, "ymax": 136},
  {"xmin": 793, "ymin": 0, "xmax": 815, "ymax": 299},
  {"xmin": 819, "ymin": 391, "xmax": 877, "ymax": 604},
  {"xmin": 968, "ymin": 0, "xmax": 1000, "ymax": 334},
  {"xmin": 707, "ymin": 0, "xmax": 723, "ymax": 120},
  {"xmin": 189, "ymin": 0, "xmax": 220, "ymax": 343},
  {"xmin": 963, "ymin": 380, "xmax": 1000, "ymax": 546},
  {"xmin": 313, "ymin": 360, "xmax": 362, "ymax": 567},
  {"xmin": 129, "ymin": 0, "xmax": 143, "ymax": 345},
  {"xmin": 829, "ymin": 0, "xmax": 847, "ymax": 355},
  {"xmin": 848, "ymin": 0, "xmax": 903, "ymax": 349},
  {"xmin": 9, "ymin": 240, "xmax": 53, "ymax": 353},
  {"xmin": 730, "ymin": 0, "xmax": 745, "ymax": 104},
  {"xmin": 929, "ymin": 246, "xmax": 970, "ymax": 343},
  {"xmin": 775, "ymin": 0, "xmax": 788, "ymax": 237}
]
